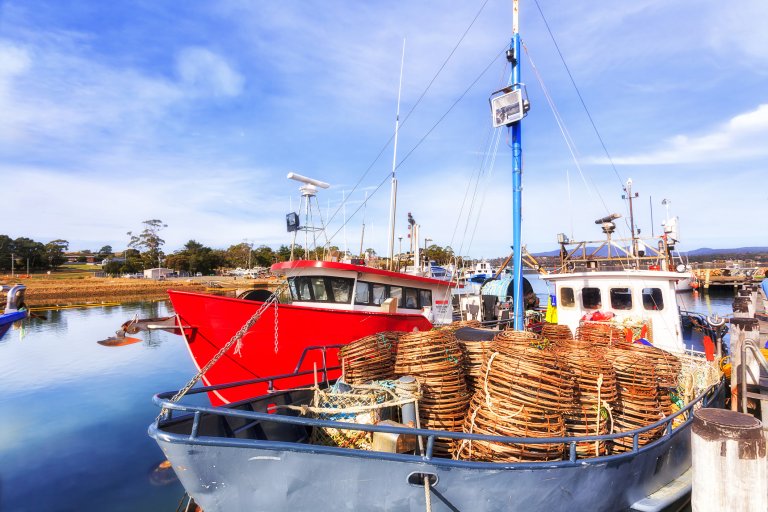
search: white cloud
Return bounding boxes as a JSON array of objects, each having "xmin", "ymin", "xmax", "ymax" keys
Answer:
[
  {"xmin": 593, "ymin": 104, "xmax": 768, "ymax": 165},
  {"xmin": 176, "ymin": 47, "xmax": 244, "ymax": 97}
]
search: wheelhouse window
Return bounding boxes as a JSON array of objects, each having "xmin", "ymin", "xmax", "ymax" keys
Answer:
[
  {"xmin": 311, "ymin": 277, "xmax": 328, "ymax": 301},
  {"xmin": 610, "ymin": 288, "xmax": 633, "ymax": 310},
  {"xmin": 389, "ymin": 286, "xmax": 402, "ymax": 307},
  {"xmin": 287, "ymin": 276, "xmax": 354, "ymax": 303},
  {"xmin": 404, "ymin": 288, "xmax": 418, "ymax": 309},
  {"xmin": 354, "ymin": 281, "xmax": 371, "ymax": 305},
  {"xmin": 560, "ymin": 287, "xmax": 575, "ymax": 307},
  {"xmin": 642, "ymin": 288, "xmax": 664, "ymax": 310},
  {"xmin": 372, "ymin": 284, "xmax": 387, "ymax": 305},
  {"xmin": 328, "ymin": 277, "xmax": 352, "ymax": 303},
  {"xmin": 582, "ymin": 287, "xmax": 602, "ymax": 310},
  {"xmin": 353, "ymin": 281, "xmax": 430, "ymax": 310}
]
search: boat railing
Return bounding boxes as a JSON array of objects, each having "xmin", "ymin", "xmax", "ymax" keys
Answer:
[
  {"xmin": 152, "ymin": 372, "xmax": 723, "ymax": 467},
  {"xmin": 738, "ymin": 337, "xmax": 768, "ymax": 414},
  {"xmin": 292, "ymin": 344, "xmax": 344, "ymax": 376}
]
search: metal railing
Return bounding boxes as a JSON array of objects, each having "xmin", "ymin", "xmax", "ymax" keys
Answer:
[
  {"xmin": 738, "ymin": 337, "xmax": 768, "ymax": 414},
  {"xmin": 152, "ymin": 371, "xmax": 723, "ymax": 468}
]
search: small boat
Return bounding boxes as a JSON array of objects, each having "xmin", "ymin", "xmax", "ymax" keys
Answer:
[
  {"xmin": 0, "ymin": 284, "xmax": 27, "ymax": 340},
  {"xmin": 150, "ymin": 2, "xmax": 727, "ymax": 510}
]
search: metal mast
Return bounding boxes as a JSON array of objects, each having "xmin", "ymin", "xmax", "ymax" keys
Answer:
[
  {"xmin": 387, "ymin": 39, "xmax": 406, "ymax": 270},
  {"xmin": 510, "ymin": 0, "xmax": 524, "ymax": 330},
  {"xmin": 622, "ymin": 178, "xmax": 639, "ymax": 258}
]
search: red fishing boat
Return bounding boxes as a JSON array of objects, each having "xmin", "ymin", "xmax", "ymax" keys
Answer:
[{"xmin": 170, "ymin": 260, "xmax": 454, "ymax": 405}]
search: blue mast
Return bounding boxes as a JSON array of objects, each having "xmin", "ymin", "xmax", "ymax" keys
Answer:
[{"xmin": 510, "ymin": 1, "xmax": 524, "ymax": 330}]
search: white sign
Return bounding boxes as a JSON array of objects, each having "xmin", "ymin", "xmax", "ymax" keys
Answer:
[{"xmin": 491, "ymin": 89, "xmax": 524, "ymax": 128}]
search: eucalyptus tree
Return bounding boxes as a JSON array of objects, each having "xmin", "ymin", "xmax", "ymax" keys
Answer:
[{"xmin": 127, "ymin": 219, "xmax": 167, "ymax": 269}]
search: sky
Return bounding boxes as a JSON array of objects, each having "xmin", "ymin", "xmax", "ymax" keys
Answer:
[{"xmin": 1, "ymin": 0, "xmax": 767, "ymax": 258}]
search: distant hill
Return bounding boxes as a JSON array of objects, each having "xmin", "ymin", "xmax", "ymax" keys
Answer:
[
  {"xmin": 683, "ymin": 247, "xmax": 768, "ymax": 257},
  {"xmin": 532, "ymin": 246, "xmax": 768, "ymax": 258}
]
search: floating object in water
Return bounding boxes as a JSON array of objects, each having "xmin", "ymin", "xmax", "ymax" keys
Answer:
[
  {"xmin": 148, "ymin": 459, "xmax": 178, "ymax": 486},
  {"xmin": 97, "ymin": 335, "xmax": 142, "ymax": 347}
]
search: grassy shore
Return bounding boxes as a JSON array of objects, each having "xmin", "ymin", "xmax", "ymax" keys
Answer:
[{"xmin": 0, "ymin": 267, "xmax": 280, "ymax": 307}]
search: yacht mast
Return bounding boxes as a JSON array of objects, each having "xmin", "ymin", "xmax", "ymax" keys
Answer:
[
  {"xmin": 510, "ymin": 0, "xmax": 524, "ymax": 330},
  {"xmin": 387, "ymin": 39, "xmax": 406, "ymax": 270}
]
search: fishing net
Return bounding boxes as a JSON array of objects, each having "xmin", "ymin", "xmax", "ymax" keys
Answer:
[{"xmin": 307, "ymin": 381, "xmax": 399, "ymax": 450}]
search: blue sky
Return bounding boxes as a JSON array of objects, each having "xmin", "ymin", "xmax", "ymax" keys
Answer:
[{"xmin": 1, "ymin": 0, "xmax": 766, "ymax": 258}]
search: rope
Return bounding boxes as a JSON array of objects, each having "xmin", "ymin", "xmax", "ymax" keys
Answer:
[{"xmin": 157, "ymin": 284, "xmax": 287, "ymax": 420}]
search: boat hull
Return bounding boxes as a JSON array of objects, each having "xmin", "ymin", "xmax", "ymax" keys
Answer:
[
  {"xmin": 151, "ymin": 378, "xmax": 724, "ymax": 512},
  {"xmin": 154, "ymin": 420, "xmax": 692, "ymax": 512},
  {"xmin": 168, "ymin": 290, "xmax": 432, "ymax": 405}
]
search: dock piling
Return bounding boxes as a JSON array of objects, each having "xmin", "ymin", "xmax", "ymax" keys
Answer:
[{"xmin": 692, "ymin": 408, "xmax": 766, "ymax": 512}]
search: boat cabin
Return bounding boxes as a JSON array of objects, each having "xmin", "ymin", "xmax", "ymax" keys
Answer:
[
  {"xmin": 271, "ymin": 260, "xmax": 454, "ymax": 325},
  {"xmin": 542, "ymin": 270, "xmax": 684, "ymax": 353}
]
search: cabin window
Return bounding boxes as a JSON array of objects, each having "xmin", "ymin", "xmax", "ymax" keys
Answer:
[
  {"xmin": 328, "ymin": 277, "xmax": 353, "ymax": 303},
  {"xmin": 403, "ymin": 288, "xmax": 419, "ymax": 309},
  {"xmin": 642, "ymin": 288, "xmax": 664, "ymax": 310},
  {"xmin": 419, "ymin": 289, "xmax": 433, "ymax": 308},
  {"xmin": 354, "ymin": 281, "xmax": 371, "ymax": 304},
  {"xmin": 311, "ymin": 277, "xmax": 328, "ymax": 301},
  {"xmin": 610, "ymin": 288, "xmax": 633, "ymax": 310},
  {"xmin": 389, "ymin": 286, "xmax": 403, "ymax": 307},
  {"xmin": 560, "ymin": 287, "xmax": 575, "ymax": 307},
  {"xmin": 372, "ymin": 284, "xmax": 387, "ymax": 305},
  {"xmin": 291, "ymin": 276, "xmax": 312, "ymax": 301},
  {"xmin": 288, "ymin": 278, "xmax": 299, "ymax": 301},
  {"xmin": 582, "ymin": 287, "xmax": 602, "ymax": 310}
]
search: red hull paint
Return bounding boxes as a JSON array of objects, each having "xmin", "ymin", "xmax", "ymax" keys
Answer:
[{"xmin": 168, "ymin": 290, "xmax": 432, "ymax": 405}]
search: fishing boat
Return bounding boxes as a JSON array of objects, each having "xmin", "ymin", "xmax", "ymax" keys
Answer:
[
  {"xmin": 170, "ymin": 260, "xmax": 455, "ymax": 405},
  {"xmin": 150, "ymin": 3, "xmax": 726, "ymax": 510},
  {"xmin": 0, "ymin": 284, "xmax": 27, "ymax": 340}
]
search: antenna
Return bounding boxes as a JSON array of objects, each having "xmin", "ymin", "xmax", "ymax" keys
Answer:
[
  {"xmin": 286, "ymin": 173, "xmax": 331, "ymax": 261},
  {"xmin": 621, "ymin": 178, "xmax": 639, "ymax": 258},
  {"xmin": 387, "ymin": 38, "xmax": 406, "ymax": 270}
]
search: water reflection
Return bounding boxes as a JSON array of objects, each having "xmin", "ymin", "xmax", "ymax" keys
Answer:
[{"xmin": 0, "ymin": 301, "xmax": 199, "ymax": 512}]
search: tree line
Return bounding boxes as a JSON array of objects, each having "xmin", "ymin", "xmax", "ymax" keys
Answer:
[
  {"xmin": 3, "ymin": 218, "xmax": 462, "ymax": 276},
  {"xmin": 0, "ymin": 235, "xmax": 73, "ymax": 272}
]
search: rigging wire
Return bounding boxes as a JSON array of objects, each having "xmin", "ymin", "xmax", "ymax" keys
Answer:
[
  {"xmin": 322, "ymin": 0, "xmax": 494, "ymax": 232},
  {"xmin": 325, "ymin": 46, "xmax": 507, "ymax": 245},
  {"xmin": 522, "ymin": 42, "xmax": 636, "ymax": 269},
  {"xmin": 532, "ymin": 0, "xmax": 625, "ymax": 190}
]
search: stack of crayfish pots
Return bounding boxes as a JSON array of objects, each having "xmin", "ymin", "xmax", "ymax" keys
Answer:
[
  {"xmin": 394, "ymin": 330, "xmax": 470, "ymax": 457},
  {"xmin": 333, "ymin": 319, "xmax": 683, "ymax": 461},
  {"xmin": 338, "ymin": 332, "xmax": 400, "ymax": 384},
  {"xmin": 454, "ymin": 330, "xmax": 575, "ymax": 462}
]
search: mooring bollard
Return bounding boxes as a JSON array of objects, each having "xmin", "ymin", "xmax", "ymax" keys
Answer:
[{"xmin": 692, "ymin": 408, "xmax": 767, "ymax": 512}]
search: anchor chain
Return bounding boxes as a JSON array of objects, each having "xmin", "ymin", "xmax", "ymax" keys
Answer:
[
  {"xmin": 274, "ymin": 297, "xmax": 279, "ymax": 354},
  {"xmin": 158, "ymin": 283, "xmax": 287, "ymax": 420}
]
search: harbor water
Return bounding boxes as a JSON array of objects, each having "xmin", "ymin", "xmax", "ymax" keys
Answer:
[{"xmin": 0, "ymin": 286, "xmax": 737, "ymax": 511}]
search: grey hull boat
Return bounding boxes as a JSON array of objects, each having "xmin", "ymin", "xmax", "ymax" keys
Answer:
[{"xmin": 150, "ymin": 369, "xmax": 724, "ymax": 512}]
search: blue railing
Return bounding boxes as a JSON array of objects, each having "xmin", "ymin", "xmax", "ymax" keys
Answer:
[{"xmin": 152, "ymin": 367, "xmax": 724, "ymax": 467}]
